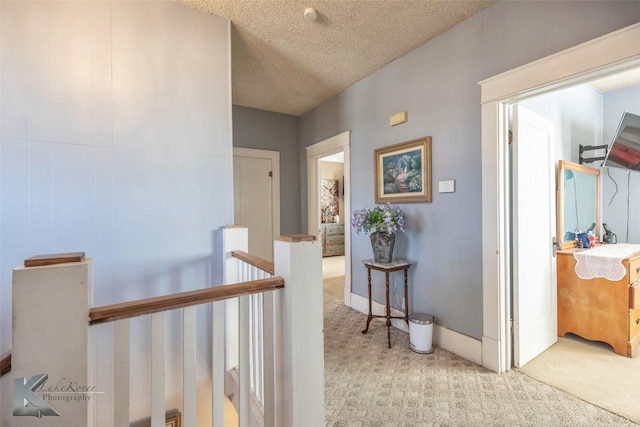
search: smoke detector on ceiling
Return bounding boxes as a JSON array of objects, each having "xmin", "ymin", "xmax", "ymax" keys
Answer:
[{"xmin": 304, "ymin": 7, "xmax": 318, "ymax": 22}]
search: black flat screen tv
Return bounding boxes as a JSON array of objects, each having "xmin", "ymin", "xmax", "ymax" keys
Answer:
[{"xmin": 603, "ymin": 111, "xmax": 640, "ymax": 171}]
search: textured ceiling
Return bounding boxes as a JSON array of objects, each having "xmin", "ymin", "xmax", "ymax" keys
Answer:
[{"xmin": 181, "ymin": 0, "xmax": 496, "ymax": 116}]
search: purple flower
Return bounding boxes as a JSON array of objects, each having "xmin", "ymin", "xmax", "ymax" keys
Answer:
[{"xmin": 351, "ymin": 203, "xmax": 405, "ymax": 235}]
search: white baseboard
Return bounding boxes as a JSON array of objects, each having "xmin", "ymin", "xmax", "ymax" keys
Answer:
[{"xmin": 349, "ymin": 293, "xmax": 482, "ymax": 365}]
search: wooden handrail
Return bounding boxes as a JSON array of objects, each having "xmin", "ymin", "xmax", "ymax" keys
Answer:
[
  {"xmin": 0, "ymin": 353, "xmax": 10, "ymax": 377},
  {"xmin": 89, "ymin": 277, "xmax": 284, "ymax": 325},
  {"xmin": 232, "ymin": 250, "xmax": 275, "ymax": 276}
]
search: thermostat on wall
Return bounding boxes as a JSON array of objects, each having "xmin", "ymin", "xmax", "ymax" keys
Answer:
[{"xmin": 438, "ymin": 180, "xmax": 455, "ymax": 193}]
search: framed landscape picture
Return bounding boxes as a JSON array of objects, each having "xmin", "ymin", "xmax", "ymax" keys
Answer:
[{"xmin": 374, "ymin": 136, "xmax": 432, "ymax": 203}]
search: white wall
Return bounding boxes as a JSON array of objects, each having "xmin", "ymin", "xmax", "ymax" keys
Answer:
[
  {"xmin": 0, "ymin": 1, "xmax": 232, "ymax": 424},
  {"xmin": 520, "ymin": 84, "xmax": 603, "ymax": 165},
  {"xmin": 602, "ymin": 85, "xmax": 640, "ymax": 243}
]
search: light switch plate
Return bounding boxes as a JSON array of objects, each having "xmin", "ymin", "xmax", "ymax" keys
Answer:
[{"xmin": 438, "ymin": 179, "xmax": 455, "ymax": 193}]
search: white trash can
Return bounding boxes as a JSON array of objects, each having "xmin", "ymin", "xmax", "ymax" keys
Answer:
[{"xmin": 409, "ymin": 313, "xmax": 433, "ymax": 354}]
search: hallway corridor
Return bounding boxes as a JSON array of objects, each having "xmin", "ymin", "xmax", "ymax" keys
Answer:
[{"xmin": 321, "ymin": 291, "xmax": 634, "ymax": 426}]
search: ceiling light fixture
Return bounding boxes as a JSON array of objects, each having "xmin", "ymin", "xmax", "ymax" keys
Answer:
[{"xmin": 303, "ymin": 7, "xmax": 317, "ymax": 22}]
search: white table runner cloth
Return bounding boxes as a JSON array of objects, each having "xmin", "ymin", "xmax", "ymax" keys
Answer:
[{"xmin": 573, "ymin": 243, "xmax": 640, "ymax": 281}]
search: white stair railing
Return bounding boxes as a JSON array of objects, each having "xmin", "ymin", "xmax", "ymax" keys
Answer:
[
  {"xmin": 10, "ymin": 227, "xmax": 325, "ymax": 427},
  {"xmin": 225, "ymin": 249, "xmax": 276, "ymax": 425},
  {"xmin": 90, "ymin": 280, "xmax": 282, "ymax": 427}
]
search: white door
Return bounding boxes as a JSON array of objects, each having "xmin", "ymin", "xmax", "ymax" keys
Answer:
[
  {"xmin": 512, "ymin": 105, "xmax": 557, "ymax": 368},
  {"xmin": 233, "ymin": 148, "xmax": 280, "ymax": 262}
]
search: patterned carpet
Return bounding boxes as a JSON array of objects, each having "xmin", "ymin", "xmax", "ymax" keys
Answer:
[{"xmin": 322, "ymin": 292, "xmax": 637, "ymax": 426}]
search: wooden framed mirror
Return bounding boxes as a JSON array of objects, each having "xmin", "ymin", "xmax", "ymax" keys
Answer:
[{"xmin": 557, "ymin": 160, "xmax": 601, "ymax": 250}]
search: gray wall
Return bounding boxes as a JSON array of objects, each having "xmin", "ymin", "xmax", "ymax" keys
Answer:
[
  {"xmin": 299, "ymin": 1, "xmax": 640, "ymax": 340},
  {"xmin": 1, "ymin": 1, "xmax": 232, "ymax": 422},
  {"xmin": 233, "ymin": 105, "xmax": 301, "ymax": 234},
  {"xmin": 602, "ymin": 84, "xmax": 640, "ymax": 243}
]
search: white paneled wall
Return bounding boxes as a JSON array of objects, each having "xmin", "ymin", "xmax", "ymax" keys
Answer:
[{"xmin": 0, "ymin": 1, "xmax": 232, "ymax": 425}]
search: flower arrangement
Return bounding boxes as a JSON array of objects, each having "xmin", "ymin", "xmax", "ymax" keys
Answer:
[{"xmin": 351, "ymin": 203, "xmax": 405, "ymax": 235}]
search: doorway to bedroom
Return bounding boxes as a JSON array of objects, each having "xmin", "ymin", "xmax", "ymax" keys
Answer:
[
  {"xmin": 307, "ymin": 131, "xmax": 352, "ymax": 306},
  {"xmin": 480, "ymin": 23, "xmax": 640, "ymax": 374},
  {"xmin": 319, "ymin": 152, "xmax": 346, "ymax": 300}
]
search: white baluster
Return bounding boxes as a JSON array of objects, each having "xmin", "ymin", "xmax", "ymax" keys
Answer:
[
  {"xmin": 183, "ymin": 307, "xmax": 197, "ymax": 427},
  {"xmin": 114, "ymin": 320, "xmax": 130, "ymax": 427},
  {"xmin": 239, "ymin": 295, "xmax": 250, "ymax": 427},
  {"xmin": 212, "ymin": 300, "xmax": 225, "ymax": 427},
  {"xmin": 151, "ymin": 313, "xmax": 165, "ymax": 427},
  {"xmin": 256, "ymin": 292, "xmax": 264, "ymax": 403},
  {"xmin": 262, "ymin": 289, "xmax": 276, "ymax": 427},
  {"xmin": 250, "ymin": 293, "xmax": 257, "ymax": 401}
]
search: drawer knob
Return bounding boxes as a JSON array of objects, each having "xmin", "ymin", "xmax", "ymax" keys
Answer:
[
  {"xmin": 637, "ymin": 267, "xmax": 640, "ymax": 274},
  {"xmin": 637, "ymin": 318, "xmax": 640, "ymax": 325}
]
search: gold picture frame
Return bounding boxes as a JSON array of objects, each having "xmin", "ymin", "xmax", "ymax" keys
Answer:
[
  {"xmin": 164, "ymin": 412, "xmax": 181, "ymax": 427},
  {"xmin": 133, "ymin": 409, "xmax": 181, "ymax": 427},
  {"xmin": 374, "ymin": 136, "xmax": 432, "ymax": 203}
]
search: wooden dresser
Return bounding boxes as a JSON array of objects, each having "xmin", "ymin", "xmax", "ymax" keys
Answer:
[
  {"xmin": 557, "ymin": 248, "xmax": 640, "ymax": 357},
  {"xmin": 320, "ymin": 223, "xmax": 344, "ymax": 257}
]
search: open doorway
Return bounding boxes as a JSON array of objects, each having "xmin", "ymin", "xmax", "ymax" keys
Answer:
[
  {"xmin": 319, "ymin": 153, "xmax": 346, "ymax": 300},
  {"xmin": 510, "ymin": 67, "xmax": 640, "ymax": 368},
  {"xmin": 480, "ymin": 23, "xmax": 640, "ymax": 374},
  {"xmin": 307, "ymin": 131, "xmax": 352, "ymax": 306},
  {"xmin": 510, "ymin": 88, "xmax": 640, "ymax": 420}
]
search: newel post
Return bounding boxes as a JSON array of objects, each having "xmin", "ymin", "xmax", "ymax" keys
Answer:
[
  {"xmin": 274, "ymin": 236, "xmax": 325, "ymax": 427},
  {"xmin": 12, "ymin": 256, "xmax": 93, "ymax": 427}
]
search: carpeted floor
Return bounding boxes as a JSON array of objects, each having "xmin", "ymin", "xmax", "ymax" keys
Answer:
[
  {"xmin": 518, "ymin": 334, "xmax": 640, "ymax": 424},
  {"xmin": 323, "ymin": 255, "xmax": 346, "ymax": 301},
  {"xmin": 322, "ymin": 292, "xmax": 637, "ymax": 426},
  {"xmin": 323, "ymin": 255, "xmax": 345, "ymax": 279},
  {"xmin": 324, "ymin": 276, "xmax": 345, "ymax": 300}
]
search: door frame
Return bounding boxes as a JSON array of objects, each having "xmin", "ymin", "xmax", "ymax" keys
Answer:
[
  {"xmin": 480, "ymin": 23, "xmax": 640, "ymax": 373},
  {"xmin": 233, "ymin": 147, "xmax": 281, "ymax": 251},
  {"xmin": 306, "ymin": 131, "xmax": 351, "ymax": 306}
]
